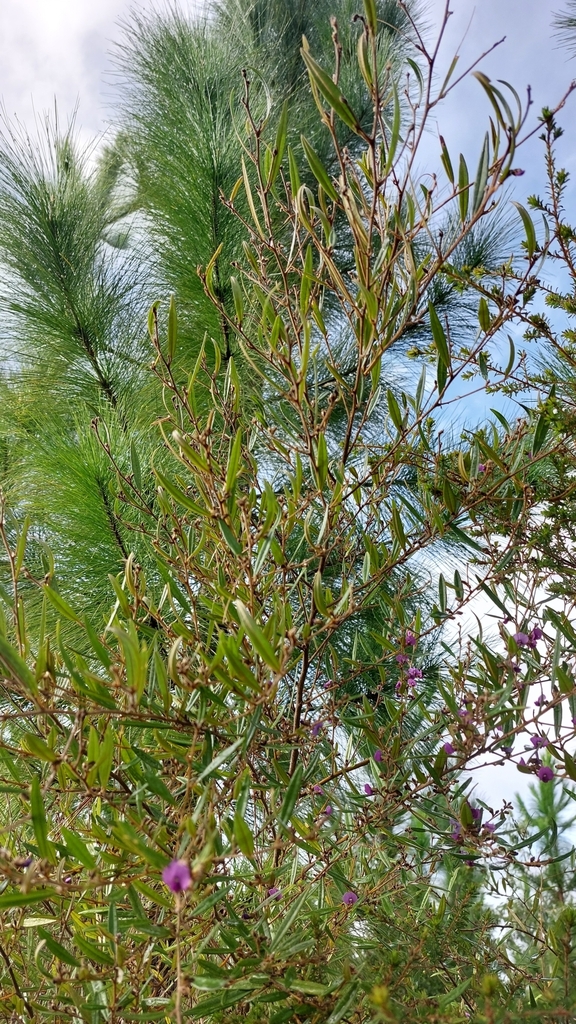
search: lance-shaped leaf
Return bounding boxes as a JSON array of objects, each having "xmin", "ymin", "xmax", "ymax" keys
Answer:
[
  {"xmin": 512, "ymin": 201, "xmax": 537, "ymax": 257},
  {"xmin": 301, "ymin": 136, "xmax": 338, "ymax": 203},
  {"xmin": 233, "ymin": 600, "xmax": 281, "ymax": 672},
  {"xmin": 0, "ymin": 633, "xmax": 37, "ymax": 695},
  {"xmin": 301, "ymin": 38, "xmax": 361, "ymax": 133}
]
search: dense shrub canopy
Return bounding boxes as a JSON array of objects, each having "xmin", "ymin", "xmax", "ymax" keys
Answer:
[{"xmin": 0, "ymin": 1, "xmax": 576, "ymax": 1022}]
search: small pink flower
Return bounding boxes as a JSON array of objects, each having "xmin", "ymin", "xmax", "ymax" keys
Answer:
[
  {"xmin": 374, "ymin": 749, "xmax": 383, "ymax": 763},
  {"xmin": 162, "ymin": 860, "xmax": 192, "ymax": 893},
  {"xmin": 364, "ymin": 784, "xmax": 374, "ymax": 796},
  {"xmin": 342, "ymin": 891, "xmax": 358, "ymax": 906},
  {"xmin": 538, "ymin": 766, "xmax": 554, "ymax": 783}
]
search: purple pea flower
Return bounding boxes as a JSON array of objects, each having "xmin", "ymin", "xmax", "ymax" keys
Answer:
[
  {"xmin": 530, "ymin": 626, "xmax": 544, "ymax": 642},
  {"xmin": 407, "ymin": 666, "xmax": 423, "ymax": 680},
  {"xmin": 267, "ymin": 886, "xmax": 281, "ymax": 899},
  {"xmin": 313, "ymin": 784, "xmax": 324, "ymax": 795},
  {"xmin": 162, "ymin": 860, "xmax": 192, "ymax": 893},
  {"xmin": 451, "ymin": 825, "xmax": 462, "ymax": 842},
  {"xmin": 501, "ymin": 746, "xmax": 513, "ymax": 756},
  {"xmin": 405, "ymin": 631, "xmax": 417, "ymax": 647},
  {"xmin": 396, "ymin": 653, "xmax": 409, "ymax": 664},
  {"xmin": 374, "ymin": 749, "xmax": 383, "ymax": 763},
  {"xmin": 530, "ymin": 735, "xmax": 548, "ymax": 749},
  {"xmin": 538, "ymin": 766, "xmax": 554, "ymax": 783},
  {"xmin": 324, "ymin": 805, "xmax": 333, "ymax": 816},
  {"xmin": 470, "ymin": 806, "xmax": 482, "ymax": 821},
  {"xmin": 478, "ymin": 463, "xmax": 486, "ymax": 473},
  {"xmin": 513, "ymin": 632, "xmax": 530, "ymax": 647},
  {"xmin": 342, "ymin": 891, "xmax": 358, "ymax": 906},
  {"xmin": 364, "ymin": 784, "xmax": 374, "ymax": 796},
  {"xmin": 311, "ymin": 721, "xmax": 324, "ymax": 738},
  {"xmin": 443, "ymin": 742, "xmax": 455, "ymax": 755},
  {"xmin": 534, "ymin": 694, "xmax": 546, "ymax": 707},
  {"xmin": 483, "ymin": 822, "xmax": 496, "ymax": 833}
]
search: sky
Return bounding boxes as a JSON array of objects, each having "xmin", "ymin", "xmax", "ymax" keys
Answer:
[
  {"xmin": 0, "ymin": 0, "xmax": 573, "ymax": 816},
  {"xmin": 0, "ymin": 0, "xmax": 573, "ymax": 156}
]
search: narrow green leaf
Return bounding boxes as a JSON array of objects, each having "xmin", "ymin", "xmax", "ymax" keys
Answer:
[
  {"xmin": 512, "ymin": 201, "xmax": 537, "ymax": 257},
  {"xmin": 301, "ymin": 136, "xmax": 338, "ymax": 203},
  {"xmin": 37, "ymin": 928, "xmax": 80, "ymax": 967},
  {"xmin": 458, "ymin": 154, "xmax": 469, "ymax": 221},
  {"xmin": 478, "ymin": 297, "xmax": 491, "ymax": 332},
  {"xmin": 61, "ymin": 827, "xmax": 97, "ymax": 869},
  {"xmin": 233, "ymin": 813, "xmax": 254, "ymax": 857},
  {"xmin": 197, "ymin": 738, "xmax": 243, "ymax": 783},
  {"xmin": 532, "ymin": 411, "xmax": 549, "ymax": 455},
  {"xmin": 278, "ymin": 763, "xmax": 303, "ymax": 826},
  {"xmin": 472, "ymin": 133, "xmax": 490, "ymax": 214},
  {"xmin": 301, "ymin": 42, "xmax": 361, "ymax": 133},
  {"xmin": 217, "ymin": 519, "xmax": 243, "ymax": 557},
  {"xmin": 234, "ymin": 600, "xmax": 281, "ymax": 672},
  {"xmin": 428, "ymin": 303, "xmax": 451, "ymax": 368}
]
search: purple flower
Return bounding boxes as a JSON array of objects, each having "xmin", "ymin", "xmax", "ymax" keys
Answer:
[
  {"xmin": 364, "ymin": 784, "xmax": 374, "ymax": 796},
  {"xmin": 530, "ymin": 735, "xmax": 548, "ymax": 749},
  {"xmin": 534, "ymin": 694, "xmax": 546, "ymax": 707},
  {"xmin": 451, "ymin": 826, "xmax": 462, "ymax": 842},
  {"xmin": 512, "ymin": 664, "xmax": 521, "ymax": 673},
  {"xmin": 324, "ymin": 805, "xmax": 333, "ymax": 816},
  {"xmin": 519, "ymin": 757, "xmax": 526, "ymax": 766},
  {"xmin": 342, "ymin": 891, "xmax": 358, "ymax": 906},
  {"xmin": 407, "ymin": 666, "xmax": 423, "ymax": 680},
  {"xmin": 513, "ymin": 632, "xmax": 530, "ymax": 647},
  {"xmin": 478, "ymin": 463, "xmax": 486, "ymax": 473},
  {"xmin": 501, "ymin": 746, "xmax": 513, "ymax": 755},
  {"xmin": 313, "ymin": 784, "xmax": 324, "ymax": 795},
  {"xmin": 483, "ymin": 822, "xmax": 496, "ymax": 833},
  {"xmin": 510, "ymin": 168, "xmax": 525, "ymax": 176},
  {"xmin": 311, "ymin": 721, "xmax": 324, "ymax": 738},
  {"xmin": 530, "ymin": 626, "xmax": 543, "ymax": 642},
  {"xmin": 396, "ymin": 653, "xmax": 409, "ymax": 664},
  {"xmin": 374, "ymin": 749, "xmax": 383, "ymax": 763},
  {"xmin": 162, "ymin": 860, "xmax": 192, "ymax": 893},
  {"xmin": 443, "ymin": 742, "xmax": 455, "ymax": 755},
  {"xmin": 538, "ymin": 766, "xmax": 554, "ymax": 783},
  {"xmin": 267, "ymin": 886, "xmax": 281, "ymax": 899},
  {"xmin": 405, "ymin": 631, "xmax": 417, "ymax": 647},
  {"xmin": 471, "ymin": 806, "xmax": 482, "ymax": 821}
]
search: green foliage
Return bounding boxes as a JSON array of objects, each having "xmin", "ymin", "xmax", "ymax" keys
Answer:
[{"xmin": 0, "ymin": 2, "xmax": 576, "ymax": 1023}]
